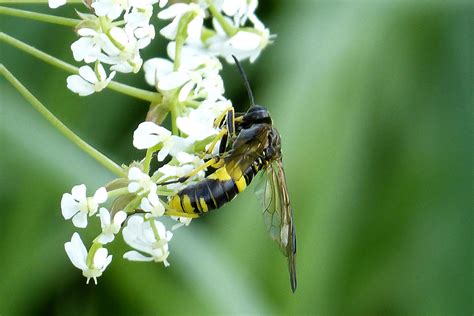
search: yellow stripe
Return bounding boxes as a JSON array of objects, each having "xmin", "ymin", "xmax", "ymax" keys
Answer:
[
  {"xmin": 182, "ymin": 195, "xmax": 194, "ymax": 213},
  {"xmin": 169, "ymin": 196, "xmax": 183, "ymax": 212},
  {"xmin": 208, "ymin": 167, "xmax": 232, "ymax": 181},
  {"xmin": 199, "ymin": 197, "xmax": 209, "ymax": 212},
  {"xmin": 235, "ymin": 176, "xmax": 247, "ymax": 193}
]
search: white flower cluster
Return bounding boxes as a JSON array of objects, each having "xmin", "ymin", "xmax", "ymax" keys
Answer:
[
  {"xmin": 50, "ymin": 0, "xmax": 167, "ymax": 96},
  {"xmin": 61, "ymin": 182, "xmax": 174, "ymax": 284},
  {"xmin": 50, "ymin": 0, "xmax": 271, "ymax": 96},
  {"xmin": 58, "ymin": 0, "xmax": 272, "ymax": 284}
]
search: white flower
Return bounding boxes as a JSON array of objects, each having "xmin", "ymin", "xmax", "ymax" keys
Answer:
[
  {"xmin": 67, "ymin": 64, "xmax": 116, "ymax": 96},
  {"xmin": 133, "ymin": 121, "xmax": 191, "ymax": 161},
  {"xmin": 127, "ymin": 167, "xmax": 156, "ymax": 196},
  {"xmin": 91, "ymin": 0, "xmax": 129, "ymax": 20},
  {"xmin": 158, "ymin": 3, "xmax": 204, "ymax": 43},
  {"xmin": 133, "ymin": 121, "xmax": 171, "ymax": 149},
  {"xmin": 64, "ymin": 232, "xmax": 112, "ymax": 284},
  {"xmin": 177, "ymin": 99, "xmax": 231, "ymax": 141},
  {"xmin": 157, "ymin": 135, "xmax": 191, "ymax": 161},
  {"xmin": 140, "ymin": 192, "xmax": 165, "ymax": 218},
  {"xmin": 97, "ymin": 208, "xmax": 127, "ymax": 244},
  {"xmin": 134, "ymin": 24, "xmax": 156, "ymax": 49},
  {"xmin": 221, "ymin": 0, "xmax": 258, "ymax": 27},
  {"xmin": 61, "ymin": 184, "xmax": 108, "ymax": 228},
  {"xmin": 70, "ymin": 8, "xmax": 152, "ymax": 74},
  {"xmin": 101, "ymin": 27, "xmax": 144, "ymax": 73},
  {"xmin": 143, "ymin": 58, "xmax": 174, "ymax": 88},
  {"xmin": 210, "ymin": 27, "xmax": 270, "ymax": 63},
  {"xmin": 125, "ymin": 7, "xmax": 155, "ymax": 49},
  {"xmin": 122, "ymin": 215, "xmax": 173, "ymax": 266},
  {"xmin": 125, "ymin": 5, "xmax": 152, "ymax": 30},
  {"xmin": 48, "ymin": 0, "xmax": 66, "ymax": 9},
  {"xmin": 144, "ymin": 45, "xmax": 223, "ymax": 102},
  {"xmin": 71, "ymin": 26, "xmax": 119, "ymax": 64}
]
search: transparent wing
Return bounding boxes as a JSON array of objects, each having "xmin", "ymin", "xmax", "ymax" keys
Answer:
[
  {"xmin": 225, "ymin": 125, "xmax": 270, "ymax": 179},
  {"xmin": 255, "ymin": 159, "xmax": 297, "ymax": 292}
]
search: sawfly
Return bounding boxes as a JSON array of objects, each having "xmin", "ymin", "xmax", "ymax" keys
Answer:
[{"xmin": 163, "ymin": 56, "xmax": 297, "ymax": 292}]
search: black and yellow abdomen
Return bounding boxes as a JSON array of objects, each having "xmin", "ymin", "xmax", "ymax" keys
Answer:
[{"xmin": 169, "ymin": 159, "xmax": 264, "ymax": 215}]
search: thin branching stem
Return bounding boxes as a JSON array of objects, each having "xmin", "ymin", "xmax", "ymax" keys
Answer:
[
  {"xmin": 0, "ymin": 32, "xmax": 162, "ymax": 103},
  {"xmin": 1, "ymin": 64, "xmax": 126, "ymax": 177},
  {"xmin": 206, "ymin": 0, "xmax": 237, "ymax": 37},
  {"xmin": 0, "ymin": 6, "xmax": 80, "ymax": 26}
]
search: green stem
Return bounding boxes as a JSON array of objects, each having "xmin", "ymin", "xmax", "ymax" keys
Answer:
[
  {"xmin": 86, "ymin": 242, "xmax": 103, "ymax": 267},
  {"xmin": 149, "ymin": 219, "xmax": 161, "ymax": 240},
  {"xmin": 206, "ymin": 0, "xmax": 237, "ymax": 37},
  {"xmin": 156, "ymin": 189, "xmax": 174, "ymax": 196},
  {"xmin": 1, "ymin": 64, "xmax": 126, "ymax": 177},
  {"xmin": 143, "ymin": 144, "xmax": 161, "ymax": 174},
  {"xmin": 170, "ymin": 101, "xmax": 179, "ymax": 135},
  {"xmin": 184, "ymin": 100, "xmax": 201, "ymax": 108},
  {"xmin": 173, "ymin": 12, "xmax": 192, "ymax": 71},
  {"xmin": 0, "ymin": 6, "xmax": 80, "ymax": 26},
  {"xmin": 0, "ymin": 32, "xmax": 162, "ymax": 103},
  {"xmin": 124, "ymin": 195, "xmax": 142, "ymax": 213},
  {"xmin": 107, "ymin": 187, "xmax": 130, "ymax": 199}
]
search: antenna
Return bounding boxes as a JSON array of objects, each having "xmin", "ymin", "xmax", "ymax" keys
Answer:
[{"xmin": 232, "ymin": 55, "xmax": 255, "ymax": 107}]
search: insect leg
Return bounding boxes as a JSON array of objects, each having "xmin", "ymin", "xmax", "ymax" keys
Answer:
[
  {"xmin": 206, "ymin": 127, "xmax": 228, "ymax": 155},
  {"xmin": 157, "ymin": 156, "xmax": 221, "ymax": 186},
  {"xmin": 209, "ymin": 107, "xmax": 242, "ymax": 155},
  {"xmin": 164, "ymin": 209, "xmax": 199, "ymax": 218},
  {"xmin": 216, "ymin": 108, "xmax": 248, "ymax": 154}
]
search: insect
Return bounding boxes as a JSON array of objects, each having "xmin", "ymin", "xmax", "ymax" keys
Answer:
[{"xmin": 165, "ymin": 56, "xmax": 297, "ymax": 292}]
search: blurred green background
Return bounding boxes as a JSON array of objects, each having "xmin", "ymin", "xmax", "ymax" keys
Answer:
[{"xmin": 0, "ymin": 1, "xmax": 472, "ymax": 315}]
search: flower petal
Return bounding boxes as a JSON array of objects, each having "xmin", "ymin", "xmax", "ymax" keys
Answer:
[
  {"xmin": 71, "ymin": 184, "xmax": 87, "ymax": 200},
  {"xmin": 78, "ymin": 66, "xmax": 98, "ymax": 84},
  {"xmin": 93, "ymin": 187, "xmax": 108, "ymax": 204},
  {"xmin": 158, "ymin": 72, "xmax": 190, "ymax": 91},
  {"xmin": 157, "ymin": 146, "xmax": 170, "ymax": 162},
  {"xmin": 64, "ymin": 232, "xmax": 87, "ymax": 269},
  {"xmin": 113, "ymin": 211, "xmax": 127, "ymax": 226},
  {"xmin": 61, "ymin": 193, "xmax": 79, "ymax": 220},
  {"xmin": 178, "ymin": 80, "xmax": 195, "ymax": 102},
  {"xmin": 123, "ymin": 250, "xmax": 154, "ymax": 261},
  {"xmin": 67, "ymin": 75, "xmax": 94, "ymax": 96},
  {"xmin": 128, "ymin": 182, "xmax": 140, "ymax": 193},
  {"xmin": 157, "ymin": 3, "xmax": 188, "ymax": 20},
  {"xmin": 99, "ymin": 207, "xmax": 111, "ymax": 227},
  {"xmin": 143, "ymin": 58, "xmax": 173, "ymax": 86},
  {"xmin": 229, "ymin": 31, "xmax": 261, "ymax": 51},
  {"xmin": 97, "ymin": 233, "xmax": 114, "ymax": 244},
  {"xmin": 128, "ymin": 167, "xmax": 144, "ymax": 181},
  {"xmin": 140, "ymin": 197, "xmax": 153, "ymax": 212},
  {"xmin": 93, "ymin": 247, "xmax": 109, "ymax": 268},
  {"xmin": 133, "ymin": 122, "xmax": 171, "ymax": 149},
  {"xmin": 72, "ymin": 212, "xmax": 88, "ymax": 228},
  {"xmin": 48, "ymin": 0, "xmax": 66, "ymax": 9}
]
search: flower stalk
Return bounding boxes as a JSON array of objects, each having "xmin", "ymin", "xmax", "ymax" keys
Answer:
[
  {"xmin": 0, "ymin": 6, "xmax": 80, "ymax": 26},
  {"xmin": 206, "ymin": 0, "xmax": 237, "ymax": 37},
  {"xmin": 0, "ymin": 64, "xmax": 126, "ymax": 177},
  {"xmin": 0, "ymin": 32, "xmax": 162, "ymax": 103}
]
